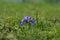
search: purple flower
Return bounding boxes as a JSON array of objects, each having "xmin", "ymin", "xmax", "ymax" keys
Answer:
[
  {"xmin": 24, "ymin": 16, "xmax": 31, "ymax": 23},
  {"xmin": 23, "ymin": 16, "xmax": 28, "ymax": 20},
  {"xmin": 20, "ymin": 16, "xmax": 35, "ymax": 26},
  {"xmin": 30, "ymin": 18, "xmax": 35, "ymax": 25},
  {"xmin": 27, "ymin": 16, "xmax": 31, "ymax": 20},
  {"xmin": 20, "ymin": 19, "xmax": 24, "ymax": 26}
]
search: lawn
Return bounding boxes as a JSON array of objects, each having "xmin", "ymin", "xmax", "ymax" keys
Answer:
[{"xmin": 0, "ymin": 2, "xmax": 60, "ymax": 40}]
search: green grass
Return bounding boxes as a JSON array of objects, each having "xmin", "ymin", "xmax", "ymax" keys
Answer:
[{"xmin": 0, "ymin": 2, "xmax": 60, "ymax": 40}]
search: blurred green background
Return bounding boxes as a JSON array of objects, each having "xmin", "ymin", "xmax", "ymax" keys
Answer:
[{"xmin": 0, "ymin": 0, "xmax": 60, "ymax": 40}]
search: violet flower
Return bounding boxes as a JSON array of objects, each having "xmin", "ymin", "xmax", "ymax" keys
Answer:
[{"xmin": 20, "ymin": 16, "xmax": 35, "ymax": 26}]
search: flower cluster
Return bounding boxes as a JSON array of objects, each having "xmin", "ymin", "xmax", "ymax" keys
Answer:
[{"xmin": 20, "ymin": 16, "xmax": 35, "ymax": 26}]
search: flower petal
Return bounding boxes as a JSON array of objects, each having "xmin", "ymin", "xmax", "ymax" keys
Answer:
[
  {"xmin": 30, "ymin": 18, "xmax": 35, "ymax": 25},
  {"xmin": 20, "ymin": 19, "xmax": 24, "ymax": 26},
  {"xmin": 23, "ymin": 16, "xmax": 28, "ymax": 20}
]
